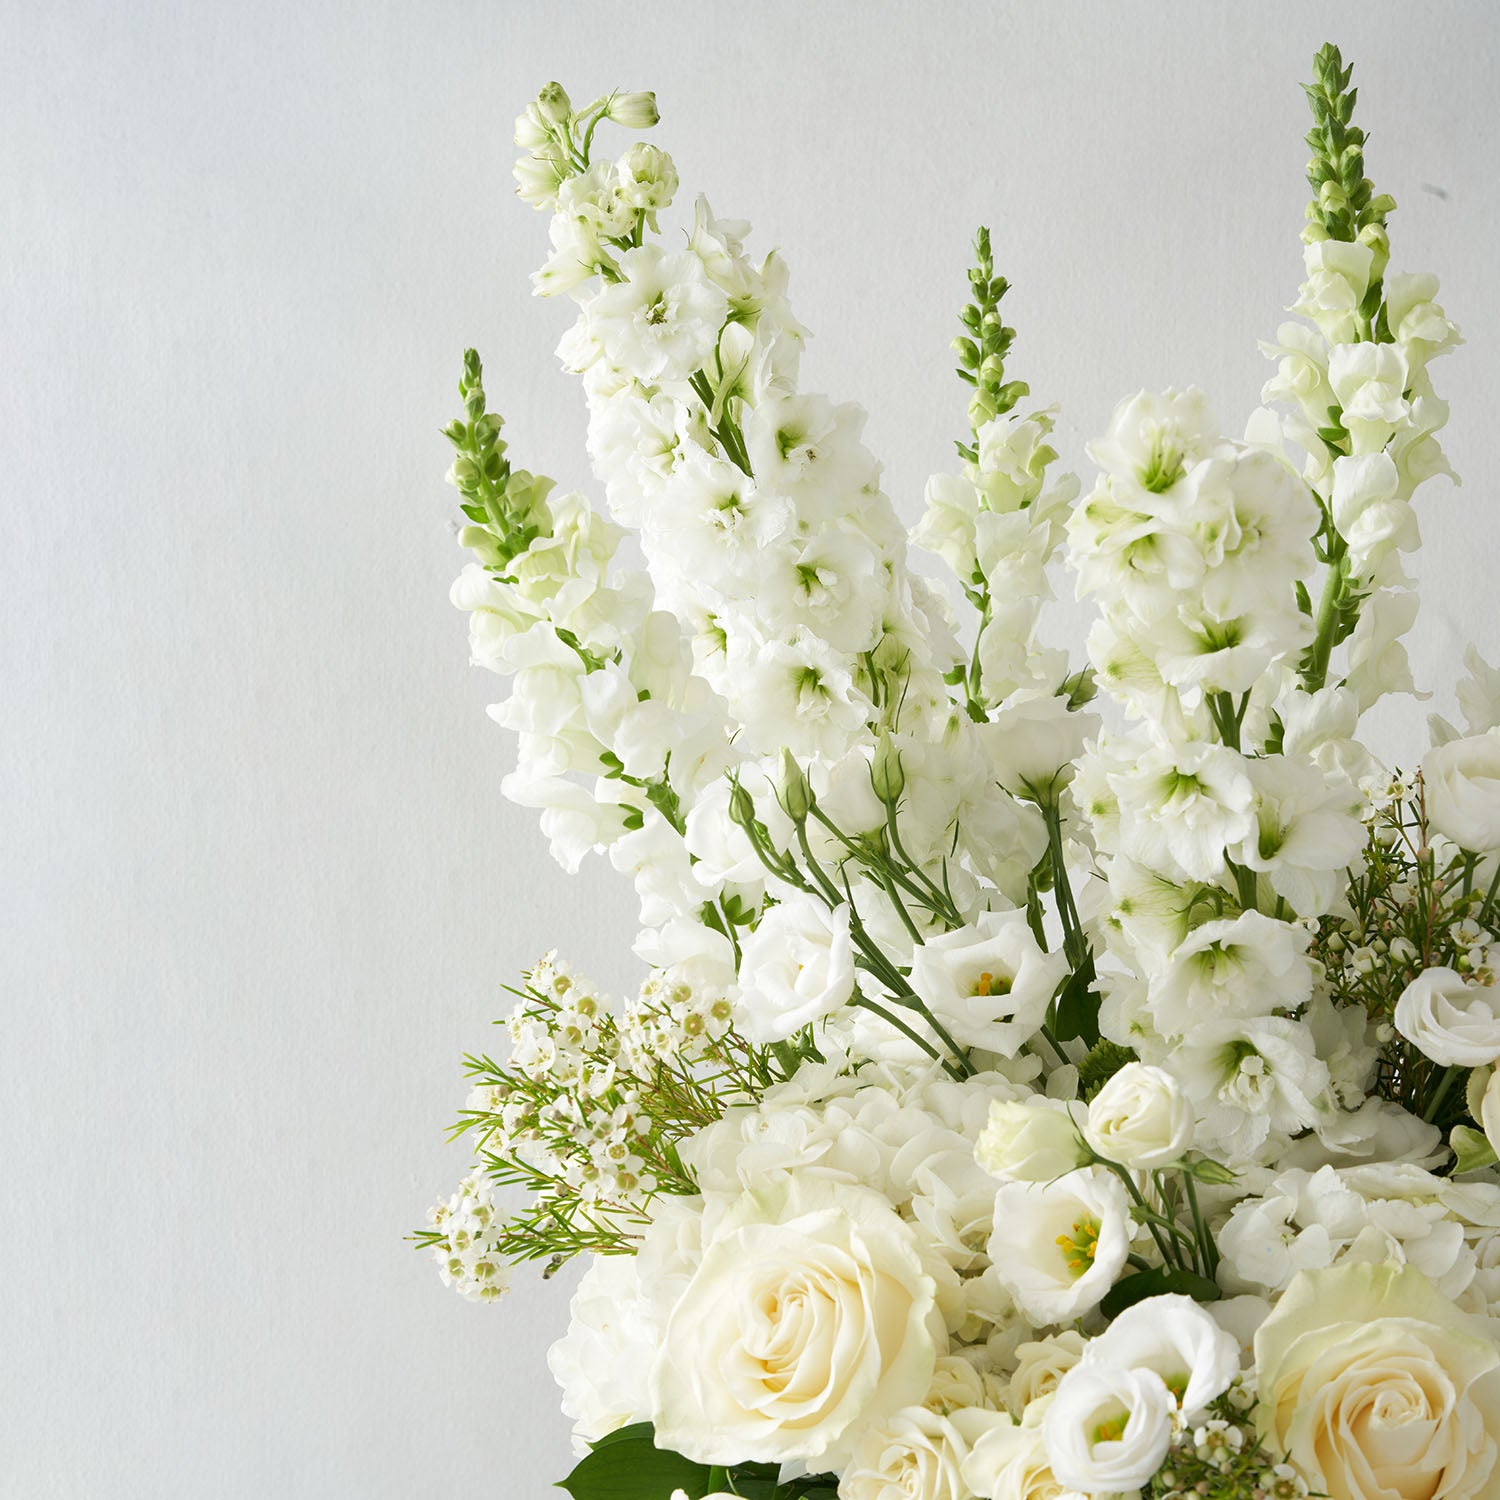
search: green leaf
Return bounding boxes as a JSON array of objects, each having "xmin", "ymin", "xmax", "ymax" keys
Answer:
[
  {"xmin": 1452, "ymin": 1124, "xmax": 1498, "ymax": 1174},
  {"xmin": 1052, "ymin": 958, "xmax": 1100, "ymax": 1047},
  {"xmin": 557, "ymin": 1424, "xmax": 711, "ymax": 1500},
  {"xmin": 1100, "ymin": 1265, "xmax": 1221, "ymax": 1319}
]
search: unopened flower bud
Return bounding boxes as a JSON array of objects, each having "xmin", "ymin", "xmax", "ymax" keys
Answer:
[
  {"xmin": 1357, "ymin": 221, "xmax": 1390, "ymax": 282},
  {"xmin": 536, "ymin": 81, "xmax": 572, "ymax": 126},
  {"xmin": 606, "ymin": 90, "xmax": 659, "ymax": 129},
  {"xmin": 727, "ymin": 780, "xmax": 757, "ymax": 831},
  {"xmin": 871, "ymin": 731, "xmax": 905, "ymax": 806},
  {"xmin": 776, "ymin": 749, "xmax": 814, "ymax": 824}
]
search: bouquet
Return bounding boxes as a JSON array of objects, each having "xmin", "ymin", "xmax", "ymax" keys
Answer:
[{"xmin": 418, "ymin": 45, "xmax": 1500, "ymax": 1500}]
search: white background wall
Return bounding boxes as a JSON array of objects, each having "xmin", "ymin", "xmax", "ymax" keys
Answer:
[{"xmin": 5, "ymin": 3, "xmax": 1498, "ymax": 1494}]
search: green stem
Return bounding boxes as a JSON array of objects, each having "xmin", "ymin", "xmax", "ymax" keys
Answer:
[{"xmin": 1302, "ymin": 539, "xmax": 1350, "ymax": 692}]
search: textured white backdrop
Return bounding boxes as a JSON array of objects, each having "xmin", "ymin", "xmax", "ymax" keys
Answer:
[{"xmin": 5, "ymin": 2, "xmax": 1498, "ymax": 1494}]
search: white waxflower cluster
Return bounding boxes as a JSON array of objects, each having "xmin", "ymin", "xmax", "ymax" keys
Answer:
[
  {"xmin": 424, "ymin": 1174, "xmax": 511, "ymax": 1303},
  {"xmin": 425, "ymin": 59, "xmax": 1500, "ymax": 1500}
]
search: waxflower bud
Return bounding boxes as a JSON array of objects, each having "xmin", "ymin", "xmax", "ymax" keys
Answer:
[
  {"xmin": 776, "ymin": 749, "xmax": 814, "ymax": 824},
  {"xmin": 871, "ymin": 731, "xmax": 905, "ymax": 805},
  {"xmin": 606, "ymin": 90, "xmax": 659, "ymax": 129},
  {"xmin": 536, "ymin": 81, "xmax": 572, "ymax": 126}
]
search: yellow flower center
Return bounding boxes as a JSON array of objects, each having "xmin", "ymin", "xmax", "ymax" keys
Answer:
[
  {"xmin": 971, "ymin": 970, "xmax": 1012, "ymax": 998},
  {"xmin": 1093, "ymin": 1409, "xmax": 1129, "ymax": 1444},
  {"xmin": 1055, "ymin": 1214, "xmax": 1101, "ymax": 1277}
]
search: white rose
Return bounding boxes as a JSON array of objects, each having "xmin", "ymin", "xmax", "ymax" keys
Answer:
[
  {"xmin": 1255, "ymin": 1261, "xmax": 1500, "ymax": 1500},
  {"xmin": 976, "ymin": 1099, "xmax": 1088, "ymax": 1183},
  {"xmin": 1006, "ymin": 1332, "xmax": 1088, "ymax": 1416},
  {"xmin": 960, "ymin": 1414, "xmax": 1084, "ymax": 1500},
  {"xmin": 650, "ymin": 1180, "xmax": 944, "ymax": 1467},
  {"xmin": 1394, "ymin": 967, "xmax": 1500, "ymax": 1068},
  {"xmin": 1424, "ymin": 734, "xmax": 1500, "ymax": 852},
  {"xmin": 1475, "ymin": 1065, "xmax": 1500, "ymax": 1160},
  {"xmin": 909, "ymin": 909, "xmax": 1068, "ymax": 1056},
  {"xmin": 735, "ymin": 895, "xmax": 856, "ymax": 1043},
  {"xmin": 1041, "ymin": 1362, "xmax": 1175, "ymax": 1492},
  {"xmin": 841, "ymin": 1404, "xmax": 972, "ymax": 1500},
  {"xmin": 1084, "ymin": 1063, "xmax": 1194, "ymax": 1169},
  {"xmin": 1079, "ymin": 1294, "xmax": 1240, "ymax": 1420},
  {"xmin": 988, "ymin": 1168, "xmax": 1131, "ymax": 1325}
]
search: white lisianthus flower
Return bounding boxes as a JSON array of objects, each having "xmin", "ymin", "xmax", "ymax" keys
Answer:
[
  {"xmin": 1041, "ymin": 1362, "xmax": 1175, "ymax": 1493},
  {"xmin": 1079, "ymin": 1294, "xmax": 1240, "ymax": 1420},
  {"xmin": 584, "ymin": 245, "xmax": 728, "ymax": 383},
  {"xmin": 980, "ymin": 692, "xmax": 1099, "ymax": 803},
  {"xmin": 909, "ymin": 909, "xmax": 1068, "ymax": 1056},
  {"xmin": 1147, "ymin": 910, "xmax": 1314, "ymax": 1038},
  {"xmin": 975, "ymin": 1098, "xmax": 1088, "ymax": 1183},
  {"xmin": 735, "ymin": 895, "xmax": 855, "ymax": 1043},
  {"xmin": 1423, "ymin": 734, "xmax": 1500, "ymax": 852},
  {"xmin": 1394, "ymin": 967, "xmax": 1500, "ymax": 1068},
  {"xmin": 649, "ymin": 1180, "xmax": 944, "ymax": 1467},
  {"xmin": 988, "ymin": 1167, "xmax": 1131, "ymax": 1325},
  {"xmin": 1084, "ymin": 1062, "xmax": 1194, "ymax": 1169},
  {"xmin": 840, "ymin": 1404, "xmax": 973, "ymax": 1500},
  {"xmin": 1254, "ymin": 1261, "xmax": 1500, "ymax": 1500}
]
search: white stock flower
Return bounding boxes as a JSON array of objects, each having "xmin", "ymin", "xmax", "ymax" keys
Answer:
[
  {"xmin": 1254, "ymin": 1261, "xmax": 1500, "ymax": 1500},
  {"xmin": 735, "ymin": 895, "xmax": 856, "ymax": 1043},
  {"xmin": 909, "ymin": 909, "xmax": 1067, "ymax": 1056},
  {"xmin": 975, "ymin": 1099, "xmax": 1088, "ymax": 1183},
  {"xmin": 1079, "ymin": 1294, "xmax": 1240, "ymax": 1419},
  {"xmin": 1394, "ymin": 967, "xmax": 1500, "ymax": 1068},
  {"xmin": 1423, "ymin": 734, "xmax": 1500, "ymax": 852},
  {"xmin": 1112, "ymin": 739, "xmax": 1257, "ymax": 883},
  {"xmin": 1148, "ymin": 911, "xmax": 1314, "ymax": 1038},
  {"xmin": 650, "ymin": 1179, "xmax": 944, "ymax": 1467},
  {"xmin": 988, "ymin": 1167, "xmax": 1131, "ymax": 1325},
  {"xmin": 583, "ymin": 245, "xmax": 728, "ymax": 383},
  {"xmin": 840, "ymin": 1405, "xmax": 972, "ymax": 1500},
  {"xmin": 1086, "ymin": 387, "xmax": 1217, "ymax": 494},
  {"xmin": 1084, "ymin": 1062, "xmax": 1194, "ymax": 1169},
  {"xmin": 1041, "ymin": 1362, "xmax": 1175, "ymax": 1493}
]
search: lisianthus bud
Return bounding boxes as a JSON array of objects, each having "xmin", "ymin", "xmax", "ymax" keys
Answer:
[
  {"xmin": 871, "ymin": 731, "xmax": 905, "ymax": 805},
  {"xmin": 776, "ymin": 749, "xmax": 813, "ymax": 824},
  {"xmin": 606, "ymin": 90, "xmax": 659, "ymax": 129},
  {"xmin": 727, "ymin": 780, "xmax": 757, "ymax": 831}
]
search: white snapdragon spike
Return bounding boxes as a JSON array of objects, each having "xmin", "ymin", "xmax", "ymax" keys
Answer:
[
  {"xmin": 908, "ymin": 909, "xmax": 1067, "ymax": 1056},
  {"xmin": 1041, "ymin": 1362, "xmax": 1176, "ymax": 1492},
  {"xmin": 988, "ymin": 1167, "xmax": 1132, "ymax": 1325},
  {"xmin": 1078, "ymin": 1295, "xmax": 1240, "ymax": 1420}
]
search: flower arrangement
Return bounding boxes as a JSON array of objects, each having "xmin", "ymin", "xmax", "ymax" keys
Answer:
[{"xmin": 419, "ymin": 46, "xmax": 1500, "ymax": 1500}]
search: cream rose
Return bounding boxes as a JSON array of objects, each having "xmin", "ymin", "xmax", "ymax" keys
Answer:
[
  {"xmin": 1394, "ymin": 966, "xmax": 1500, "ymax": 1067},
  {"xmin": 649, "ymin": 1179, "xmax": 943, "ymax": 1467},
  {"xmin": 1083, "ymin": 1062, "xmax": 1194, "ymax": 1169},
  {"xmin": 841, "ymin": 1404, "xmax": 972, "ymax": 1500},
  {"xmin": 960, "ymin": 1413, "xmax": 1083, "ymax": 1500},
  {"xmin": 1423, "ymin": 734, "xmax": 1500, "ymax": 853},
  {"xmin": 1254, "ymin": 1261, "xmax": 1500, "ymax": 1500}
]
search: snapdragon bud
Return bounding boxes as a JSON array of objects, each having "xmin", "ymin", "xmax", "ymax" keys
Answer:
[
  {"xmin": 776, "ymin": 749, "xmax": 814, "ymax": 824},
  {"xmin": 606, "ymin": 90, "xmax": 660, "ymax": 129},
  {"xmin": 1358, "ymin": 221, "xmax": 1390, "ymax": 283},
  {"xmin": 514, "ymin": 104, "xmax": 551, "ymax": 151},
  {"xmin": 871, "ymin": 730, "xmax": 905, "ymax": 806},
  {"xmin": 536, "ymin": 81, "xmax": 572, "ymax": 127}
]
